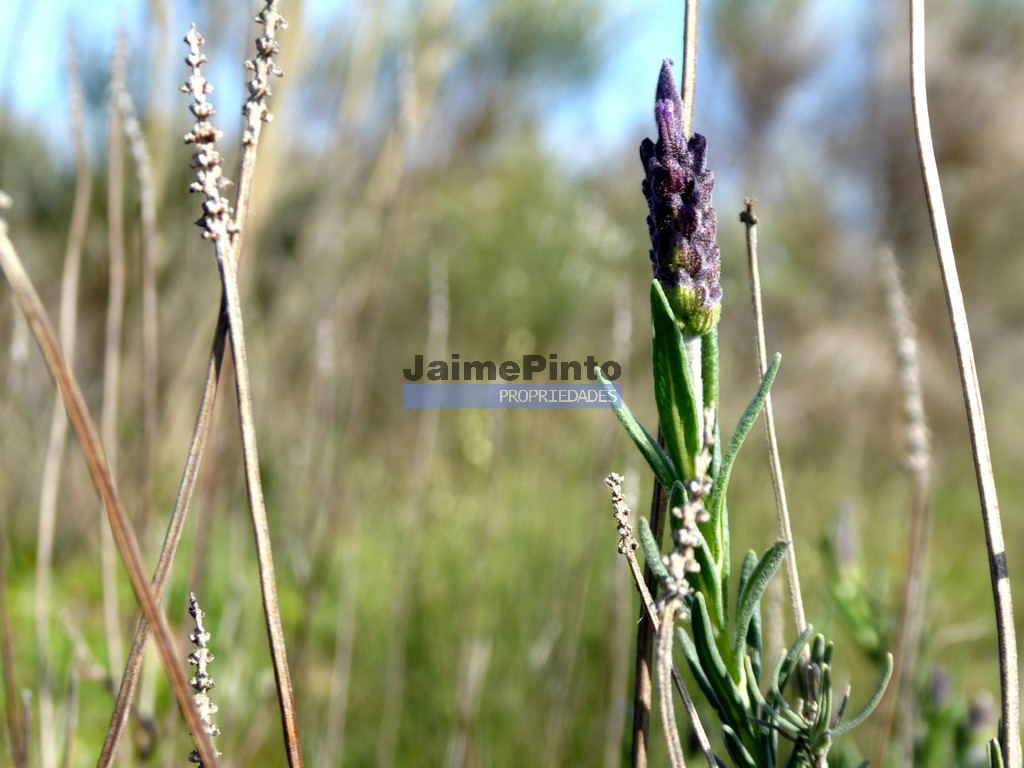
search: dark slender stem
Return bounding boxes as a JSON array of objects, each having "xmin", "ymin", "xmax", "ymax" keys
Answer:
[{"xmin": 631, "ymin": 433, "xmax": 667, "ymax": 768}]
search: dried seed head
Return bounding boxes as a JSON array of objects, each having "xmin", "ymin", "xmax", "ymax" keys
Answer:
[
  {"xmin": 187, "ymin": 593, "xmax": 220, "ymax": 764},
  {"xmin": 641, "ymin": 60, "xmax": 722, "ymax": 336},
  {"xmin": 242, "ymin": 1, "xmax": 287, "ymax": 146},
  {"xmin": 181, "ymin": 24, "xmax": 235, "ymax": 244},
  {"xmin": 606, "ymin": 472, "xmax": 639, "ymax": 555}
]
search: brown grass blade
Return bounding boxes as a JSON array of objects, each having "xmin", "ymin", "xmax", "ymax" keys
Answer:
[{"xmin": 0, "ymin": 212, "xmax": 220, "ymax": 768}]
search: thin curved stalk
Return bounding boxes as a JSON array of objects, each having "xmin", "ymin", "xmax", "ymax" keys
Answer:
[
  {"xmin": 117, "ymin": 76, "xmax": 160, "ymax": 552},
  {"xmin": 99, "ymin": 32, "xmax": 128, "ymax": 691},
  {"xmin": 872, "ymin": 248, "xmax": 932, "ymax": 768},
  {"xmin": 35, "ymin": 32, "xmax": 90, "ymax": 768},
  {"xmin": 908, "ymin": 2, "xmax": 1020, "ymax": 764},
  {"xmin": 740, "ymin": 199, "xmax": 807, "ymax": 638},
  {"xmin": 218, "ymin": 251, "xmax": 303, "ymax": 767},
  {"xmin": 176, "ymin": 10, "xmax": 302, "ymax": 763}
]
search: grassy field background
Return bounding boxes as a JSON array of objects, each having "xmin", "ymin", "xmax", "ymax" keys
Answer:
[{"xmin": 1, "ymin": 0, "xmax": 1024, "ymax": 765}]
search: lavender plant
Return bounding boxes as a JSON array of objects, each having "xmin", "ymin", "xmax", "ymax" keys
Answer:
[{"xmin": 607, "ymin": 60, "xmax": 892, "ymax": 767}]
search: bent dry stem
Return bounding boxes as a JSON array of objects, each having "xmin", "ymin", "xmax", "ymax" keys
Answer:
[
  {"xmin": 0, "ymin": 209, "xmax": 221, "ymax": 768},
  {"xmin": 909, "ymin": 0, "xmax": 1020, "ymax": 763},
  {"xmin": 182, "ymin": 17, "xmax": 303, "ymax": 766}
]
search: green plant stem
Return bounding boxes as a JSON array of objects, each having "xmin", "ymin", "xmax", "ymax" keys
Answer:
[
  {"xmin": 633, "ymin": 2, "xmax": 702, "ymax": 764},
  {"xmin": 684, "ymin": 335, "xmax": 704, "ymax": 452}
]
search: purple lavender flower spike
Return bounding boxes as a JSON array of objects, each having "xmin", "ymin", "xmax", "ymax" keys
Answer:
[{"xmin": 641, "ymin": 59, "xmax": 722, "ymax": 336}]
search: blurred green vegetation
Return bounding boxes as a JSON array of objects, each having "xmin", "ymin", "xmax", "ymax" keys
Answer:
[{"xmin": 2, "ymin": 0, "xmax": 1024, "ymax": 765}]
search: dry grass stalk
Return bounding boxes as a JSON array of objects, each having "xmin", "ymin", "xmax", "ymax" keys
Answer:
[
  {"xmin": 319, "ymin": 543, "xmax": 360, "ymax": 766},
  {"xmin": 97, "ymin": 320, "xmax": 226, "ymax": 765},
  {"xmin": 99, "ymin": 32, "xmax": 128, "ymax": 698},
  {"xmin": 117, "ymin": 67, "xmax": 160, "ymax": 553},
  {"xmin": 101, "ymin": 5, "xmax": 295, "ymax": 761},
  {"xmin": 181, "ymin": 12, "xmax": 303, "ymax": 765},
  {"xmin": 20, "ymin": 689, "xmax": 31, "ymax": 764},
  {"xmin": 0, "ymin": 198, "xmax": 220, "ymax": 767},
  {"xmin": 59, "ymin": 672, "xmax": 78, "ymax": 768},
  {"xmin": 872, "ymin": 247, "xmax": 932, "ymax": 768},
  {"xmin": 740, "ymin": 198, "xmax": 807, "ymax": 638},
  {"xmin": 376, "ymin": 250, "xmax": 449, "ymax": 768},
  {"xmin": 444, "ymin": 637, "xmax": 492, "ymax": 768},
  {"xmin": 34, "ymin": 31, "xmax": 90, "ymax": 768},
  {"xmin": 909, "ymin": 1, "xmax": 1021, "ymax": 764},
  {"xmin": 681, "ymin": 0, "xmax": 699, "ymax": 138}
]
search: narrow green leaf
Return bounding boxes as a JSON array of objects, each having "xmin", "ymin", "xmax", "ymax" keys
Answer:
[
  {"xmin": 743, "ymin": 655, "xmax": 778, "ymax": 766},
  {"xmin": 743, "ymin": 654, "xmax": 770, "ymax": 713},
  {"xmin": 816, "ymin": 665, "xmax": 834, "ymax": 734},
  {"xmin": 701, "ymin": 328, "xmax": 722, "ymax": 480},
  {"xmin": 736, "ymin": 552, "xmax": 757, "ymax": 609},
  {"xmin": 651, "ymin": 348, "xmax": 686, "ymax": 489},
  {"xmin": 831, "ymin": 652, "xmax": 893, "ymax": 738},
  {"xmin": 637, "ymin": 517, "xmax": 668, "ymax": 581},
  {"xmin": 773, "ymin": 625, "xmax": 815, "ymax": 696},
  {"xmin": 707, "ymin": 353, "xmax": 781, "ymax": 545},
  {"xmin": 651, "ymin": 281, "xmax": 700, "ymax": 481},
  {"xmin": 737, "ymin": 551, "xmax": 763, "ymax": 684},
  {"xmin": 691, "ymin": 534, "xmax": 725, "ymax": 631},
  {"xmin": 691, "ymin": 592, "xmax": 752, "ymax": 743},
  {"xmin": 733, "ymin": 541, "xmax": 789, "ymax": 666},
  {"xmin": 677, "ymin": 628, "xmax": 721, "ymax": 712},
  {"xmin": 722, "ymin": 725, "xmax": 759, "ymax": 768},
  {"xmin": 600, "ymin": 371, "xmax": 676, "ymax": 491},
  {"xmin": 989, "ymin": 739, "xmax": 1004, "ymax": 768}
]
